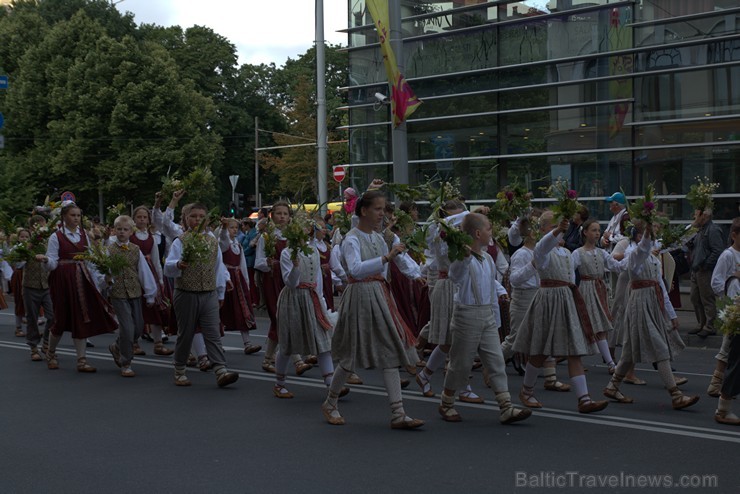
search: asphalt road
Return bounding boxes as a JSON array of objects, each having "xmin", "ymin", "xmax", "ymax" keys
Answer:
[{"xmin": 1, "ymin": 306, "xmax": 738, "ymax": 494}]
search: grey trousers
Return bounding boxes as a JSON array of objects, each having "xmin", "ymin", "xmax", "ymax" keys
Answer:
[
  {"xmin": 173, "ymin": 290, "xmax": 226, "ymax": 369},
  {"xmin": 23, "ymin": 287, "xmax": 53, "ymax": 348},
  {"xmin": 111, "ymin": 297, "xmax": 145, "ymax": 367},
  {"xmin": 690, "ymin": 269, "xmax": 716, "ymax": 331},
  {"xmin": 443, "ymin": 304, "xmax": 508, "ymax": 393}
]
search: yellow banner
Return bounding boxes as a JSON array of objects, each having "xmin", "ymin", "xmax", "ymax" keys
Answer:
[{"xmin": 366, "ymin": 0, "xmax": 422, "ymax": 127}]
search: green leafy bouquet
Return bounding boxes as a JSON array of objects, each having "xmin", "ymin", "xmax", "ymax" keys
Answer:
[
  {"xmin": 262, "ymin": 220, "xmax": 278, "ymax": 259},
  {"xmin": 106, "ymin": 203, "xmax": 126, "ymax": 227},
  {"xmin": 543, "ymin": 179, "xmax": 581, "ymax": 222},
  {"xmin": 490, "ymin": 183, "xmax": 532, "ymax": 224},
  {"xmin": 717, "ymin": 296, "xmax": 740, "ymax": 336},
  {"xmin": 436, "ymin": 220, "xmax": 481, "ymax": 262},
  {"xmin": 3, "ymin": 242, "xmax": 35, "ymax": 264},
  {"xmin": 74, "ymin": 242, "xmax": 129, "ymax": 277},
  {"xmin": 284, "ymin": 210, "xmax": 313, "ymax": 261},
  {"xmin": 420, "ymin": 179, "xmax": 463, "ymax": 217},
  {"xmin": 659, "ymin": 224, "xmax": 697, "ymax": 250},
  {"xmin": 686, "ymin": 176, "xmax": 719, "ymax": 212},
  {"xmin": 394, "ymin": 209, "xmax": 428, "ymax": 265}
]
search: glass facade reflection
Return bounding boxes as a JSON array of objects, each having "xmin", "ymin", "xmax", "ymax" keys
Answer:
[{"xmin": 343, "ymin": 0, "xmax": 740, "ymax": 223}]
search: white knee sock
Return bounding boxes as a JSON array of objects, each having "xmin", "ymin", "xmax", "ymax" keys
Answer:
[
  {"xmin": 424, "ymin": 346, "xmax": 448, "ymax": 375},
  {"xmin": 523, "ymin": 363, "xmax": 540, "ymax": 389},
  {"xmin": 275, "ymin": 352, "xmax": 291, "ymax": 383},
  {"xmin": 73, "ymin": 338, "xmax": 86, "ymax": 359},
  {"xmin": 317, "ymin": 352, "xmax": 334, "ymax": 385},
  {"xmin": 240, "ymin": 331, "xmax": 251, "ymax": 345},
  {"xmin": 151, "ymin": 325, "xmax": 163, "ymax": 343},
  {"xmin": 656, "ymin": 359, "xmax": 677, "ymax": 389},
  {"xmin": 596, "ymin": 339, "xmax": 615, "ymax": 367},
  {"xmin": 48, "ymin": 333, "xmax": 62, "ymax": 353},
  {"xmin": 570, "ymin": 374, "xmax": 590, "ymax": 402}
]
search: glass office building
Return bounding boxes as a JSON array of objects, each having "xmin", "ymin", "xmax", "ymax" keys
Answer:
[{"xmin": 341, "ymin": 0, "xmax": 740, "ymax": 222}]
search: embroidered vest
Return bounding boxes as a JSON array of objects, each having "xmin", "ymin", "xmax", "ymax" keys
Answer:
[
  {"xmin": 175, "ymin": 234, "xmax": 218, "ymax": 292},
  {"xmin": 22, "ymin": 258, "xmax": 49, "ymax": 290},
  {"xmin": 108, "ymin": 243, "xmax": 143, "ymax": 299}
]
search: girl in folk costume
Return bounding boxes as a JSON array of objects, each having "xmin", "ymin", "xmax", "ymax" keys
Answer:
[
  {"xmin": 17, "ymin": 216, "xmax": 53, "ymax": 361},
  {"xmin": 322, "ymin": 190, "xmax": 425, "ymax": 429},
  {"xmin": 512, "ymin": 212, "xmax": 609, "ymax": 413},
  {"xmin": 310, "ymin": 218, "xmax": 346, "ymax": 312},
  {"xmin": 603, "ymin": 222, "xmax": 699, "ymax": 409},
  {"xmin": 164, "ymin": 203, "xmax": 239, "ymax": 388},
  {"xmin": 255, "ymin": 201, "xmax": 312, "ymax": 375},
  {"xmin": 10, "ymin": 229, "xmax": 30, "ymax": 337},
  {"xmin": 501, "ymin": 214, "xmax": 571, "ymax": 392},
  {"xmin": 438, "ymin": 213, "xmax": 531, "ymax": 424},
  {"xmin": 384, "ymin": 203, "xmax": 421, "ymax": 337},
  {"xmin": 415, "ymin": 201, "xmax": 484, "ymax": 404},
  {"xmin": 106, "ymin": 216, "xmax": 158, "ymax": 377},
  {"xmin": 130, "ymin": 205, "xmax": 173, "ymax": 356},
  {"xmin": 708, "ymin": 217, "xmax": 740, "ymax": 402},
  {"xmin": 572, "ymin": 219, "xmax": 626, "ymax": 373},
  {"xmin": 273, "ymin": 223, "xmax": 342, "ymax": 398},
  {"xmin": 218, "ymin": 218, "xmax": 260, "ymax": 355},
  {"xmin": 0, "ymin": 259, "xmax": 11, "ymax": 312},
  {"xmin": 39, "ymin": 202, "xmax": 118, "ymax": 372}
]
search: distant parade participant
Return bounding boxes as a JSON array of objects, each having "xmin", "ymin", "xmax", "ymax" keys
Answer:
[
  {"xmin": 322, "ymin": 190, "xmax": 424, "ymax": 429},
  {"xmin": 130, "ymin": 205, "xmax": 173, "ymax": 356},
  {"xmin": 310, "ymin": 218, "xmax": 345, "ymax": 312},
  {"xmin": 106, "ymin": 215, "xmax": 157, "ymax": 378},
  {"xmin": 164, "ymin": 203, "xmax": 238, "ymax": 388},
  {"xmin": 218, "ymin": 218, "xmax": 259, "ymax": 355},
  {"xmin": 603, "ymin": 222, "xmax": 699, "ymax": 410},
  {"xmin": 40, "ymin": 201, "xmax": 118, "ymax": 372},
  {"xmin": 9, "ymin": 229, "xmax": 29, "ymax": 337}
]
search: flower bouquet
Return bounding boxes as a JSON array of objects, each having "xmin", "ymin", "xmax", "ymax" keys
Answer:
[
  {"xmin": 493, "ymin": 183, "xmax": 532, "ymax": 222},
  {"xmin": 160, "ymin": 175, "xmax": 184, "ymax": 202},
  {"xmin": 394, "ymin": 210, "xmax": 428, "ymax": 264},
  {"xmin": 284, "ymin": 211, "xmax": 313, "ymax": 261},
  {"xmin": 181, "ymin": 217, "xmax": 213, "ymax": 265},
  {"xmin": 659, "ymin": 224, "xmax": 697, "ymax": 251},
  {"xmin": 3, "ymin": 242, "xmax": 35, "ymax": 264},
  {"xmin": 262, "ymin": 220, "xmax": 277, "ymax": 259},
  {"xmin": 420, "ymin": 179, "xmax": 463, "ymax": 217},
  {"xmin": 544, "ymin": 179, "xmax": 581, "ymax": 222},
  {"xmin": 717, "ymin": 295, "xmax": 740, "ymax": 336},
  {"xmin": 74, "ymin": 242, "xmax": 129, "ymax": 277},
  {"xmin": 686, "ymin": 176, "xmax": 719, "ymax": 213},
  {"xmin": 627, "ymin": 183, "xmax": 664, "ymax": 227}
]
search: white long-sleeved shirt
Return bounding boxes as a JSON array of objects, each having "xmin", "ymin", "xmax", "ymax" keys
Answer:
[
  {"xmin": 533, "ymin": 230, "xmax": 575, "ymax": 284},
  {"xmin": 449, "ymin": 252, "xmax": 508, "ymax": 327},
  {"xmin": 1, "ymin": 260, "xmax": 12, "ymax": 281},
  {"xmin": 711, "ymin": 246, "xmax": 740, "ymax": 296},
  {"xmin": 163, "ymin": 232, "xmax": 227, "ymax": 300},
  {"xmin": 45, "ymin": 226, "xmax": 106, "ymax": 289},
  {"xmin": 108, "ymin": 241, "xmax": 158, "ymax": 304},
  {"xmin": 509, "ymin": 245, "xmax": 538, "ymax": 289},
  {"xmin": 508, "ymin": 217, "xmax": 524, "ymax": 247},
  {"xmin": 425, "ymin": 211, "xmax": 470, "ymax": 273},
  {"xmin": 152, "ymin": 207, "xmax": 183, "ymax": 242},
  {"xmin": 341, "ymin": 229, "xmax": 421, "ymax": 281},
  {"xmin": 604, "ymin": 208, "xmax": 628, "ymax": 249},
  {"xmin": 629, "ymin": 234, "xmax": 677, "ymax": 320},
  {"xmin": 311, "ymin": 238, "xmax": 346, "ymax": 286},
  {"xmin": 220, "ymin": 232, "xmax": 250, "ymax": 283},
  {"xmin": 280, "ymin": 245, "xmax": 323, "ymax": 293}
]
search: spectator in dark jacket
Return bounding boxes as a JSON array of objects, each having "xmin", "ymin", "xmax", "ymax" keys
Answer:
[{"xmin": 688, "ymin": 209, "xmax": 726, "ymax": 337}]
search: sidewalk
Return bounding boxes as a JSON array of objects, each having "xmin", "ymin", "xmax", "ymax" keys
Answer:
[{"xmin": 675, "ymin": 309, "xmax": 724, "ymax": 349}]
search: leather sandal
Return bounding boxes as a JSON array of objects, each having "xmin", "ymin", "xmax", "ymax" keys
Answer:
[
  {"xmin": 715, "ymin": 410, "xmax": 740, "ymax": 425},
  {"xmin": 519, "ymin": 387, "xmax": 543, "ymax": 408},
  {"xmin": 577, "ymin": 397, "xmax": 609, "ymax": 413},
  {"xmin": 243, "ymin": 344, "xmax": 262, "ymax": 355},
  {"xmin": 198, "ymin": 355, "xmax": 212, "ymax": 372},
  {"xmin": 76, "ymin": 358, "xmax": 97, "ymax": 373},
  {"xmin": 133, "ymin": 343, "xmax": 146, "ymax": 356},
  {"xmin": 273, "ymin": 384, "xmax": 294, "ymax": 399},
  {"xmin": 154, "ymin": 343, "xmax": 174, "ymax": 356},
  {"xmin": 15, "ymin": 328, "xmax": 26, "ymax": 337},
  {"xmin": 674, "ymin": 375, "xmax": 689, "ymax": 386},
  {"xmin": 216, "ymin": 371, "xmax": 239, "ymax": 388},
  {"xmin": 544, "ymin": 379, "xmax": 571, "ymax": 392},
  {"xmin": 46, "ymin": 352, "xmax": 59, "ymax": 370},
  {"xmin": 31, "ymin": 347, "xmax": 43, "ymax": 362},
  {"xmin": 458, "ymin": 390, "xmax": 484, "ymax": 404},
  {"xmin": 304, "ymin": 355, "xmax": 318, "ymax": 365},
  {"xmin": 174, "ymin": 374, "xmax": 192, "ymax": 387},
  {"xmin": 121, "ymin": 367, "xmax": 136, "ymax": 378},
  {"xmin": 346, "ymin": 372, "xmax": 363, "ymax": 385},
  {"xmin": 261, "ymin": 359, "xmax": 276, "ymax": 373},
  {"xmin": 391, "ymin": 416, "xmax": 425, "ymax": 429},
  {"xmin": 438, "ymin": 405, "xmax": 462, "ymax": 422},
  {"xmin": 671, "ymin": 390, "xmax": 699, "ymax": 410},
  {"xmin": 415, "ymin": 372, "xmax": 434, "ymax": 398},
  {"xmin": 186, "ymin": 354, "xmax": 198, "ymax": 367},
  {"xmin": 321, "ymin": 401, "xmax": 345, "ymax": 425},
  {"xmin": 294, "ymin": 361, "xmax": 312, "ymax": 376},
  {"xmin": 603, "ymin": 387, "xmax": 634, "ymax": 403},
  {"xmin": 623, "ymin": 376, "xmax": 647, "ymax": 385}
]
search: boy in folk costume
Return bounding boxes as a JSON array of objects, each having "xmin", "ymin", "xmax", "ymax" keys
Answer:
[
  {"xmin": 415, "ymin": 201, "xmax": 484, "ymax": 403},
  {"xmin": 603, "ymin": 222, "xmax": 698, "ymax": 409},
  {"xmin": 322, "ymin": 190, "xmax": 424, "ymax": 429},
  {"xmin": 18, "ymin": 216, "xmax": 54, "ymax": 361},
  {"xmin": 219, "ymin": 218, "xmax": 260, "ymax": 355},
  {"xmin": 106, "ymin": 216, "xmax": 157, "ymax": 377},
  {"xmin": 130, "ymin": 205, "xmax": 173, "ymax": 356},
  {"xmin": 438, "ymin": 213, "xmax": 532, "ymax": 424},
  {"xmin": 273, "ymin": 221, "xmax": 343, "ymax": 398},
  {"xmin": 40, "ymin": 202, "xmax": 118, "ymax": 372},
  {"xmin": 164, "ymin": 203, "xmax": 239, "ymax": 388},
  {"xmin": 512, "ymin": 211, "xmax": 609, "ymax": 413}
]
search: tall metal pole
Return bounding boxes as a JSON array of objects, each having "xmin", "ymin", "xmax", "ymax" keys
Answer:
[
  {"xmin": 390, "ymin": 0, "xmax": 409, "ymax": 189},
  {"xmin": 254, "ymin": 116, "xmax": 261, "ymax": 209},
  {"xmin": 316, "ymin": 0, "xmax": 329, "ymax": 213}
]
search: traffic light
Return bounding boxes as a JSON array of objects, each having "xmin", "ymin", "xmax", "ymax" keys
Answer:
[
  {"xmin": 228, "ymin": 201, "xmax": 236, "ymax": 216},
  {"xmin": 235, "ymin": 193, "xmax": 245, "ymax": 216}
]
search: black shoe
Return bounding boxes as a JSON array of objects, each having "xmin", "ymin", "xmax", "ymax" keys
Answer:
[
  {"xmin": 162, "ymin": 336, "xmax": 169, "ymax": 343},
  {"xmin": 86, "ymin": 341, "xmax": 94, "ymax": 348},
  {"xmin": 696, "ymin": 329, "xmax": 716, "ymax": 338},
  {"xmin": 142, "ymin": 333, "xmax": 154, "ymax": 342}
]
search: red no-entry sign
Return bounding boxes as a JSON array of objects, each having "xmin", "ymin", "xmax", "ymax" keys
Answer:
[{"xmin": 333, "ymin": 165, "xmax": 346, "ymax": 183}]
